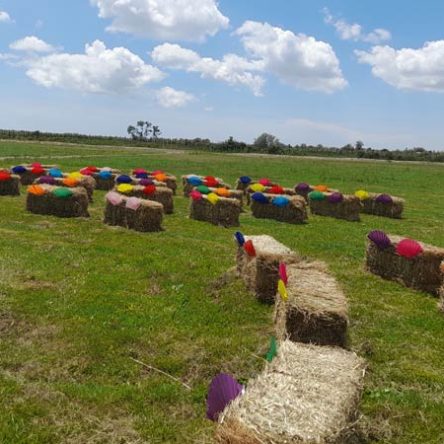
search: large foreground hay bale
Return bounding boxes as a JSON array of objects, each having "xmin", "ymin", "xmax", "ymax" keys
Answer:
[
  {"xmin": 366, "ymin": 234, "xmax": 444, "ymax": 295},
  {"xmin": 0, "ymin": 172, "xmax": 20, "ymax": 196},
  {"xmin": 116, "ymin": 185, "xmax": 173, "ymax": 214},
  {"xmin": 26, "ymin": 185, "xmax": 89, "ymax": 218},
  {"xmin": 216, "ymin": 340, "xmax": 366, "ymax": 444},
  {"xmin": 274, "ymin": 261, "xmax": 348, "ymax": 347},
  {"xmin": 190, "ymin": 195, "xmax": 241, "ymax": 227},
  {"xmin": 309, "ymin": 192, "xmax": 361, "ymax": 221},
  {"xmin": 237, "ymin": 235, "xmax": 299, "ymax": 304},
  {"xmin": 182, "ymin": 174, "xmax": 230, "ymax": 197},
  {"xmin": 251, "ymin": 194, "xmax": 307, "ymax": 224},
  {"xmin": 359, "ymin": 192, "xmax": 404, "ymax": 218},
  {"xmin": 104, "ymin": 194, "xmax": 163, "ymax": 232}
]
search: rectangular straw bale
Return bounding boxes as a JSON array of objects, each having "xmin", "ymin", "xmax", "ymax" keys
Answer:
[
  {"xmin": 216, "ymin": 340, "xmax": 366, "ymax": 444},
  {"xmin": 190, "ymin": 196, "xmax": 241, "ymax": 227},
  {"xmin": 0, "ymin": 174, "xmax": 20, "ymax": 196},
  {"xmin": 237, "ymin": 235, "xmax": 299, "ymax": 304},
  {"xmin": 120, "ymin": 185, "xmax": 173, "ymax": 214},
  {"xmin": 309, "ymin": 193, "xmax": 361, "ymax": 221},
  {"xmin": 251, "ymin": 194, "xmax": 307, "ymax": 224},
  {"xmin": 274, "ymin": 261, "xmax": 348, "ymax": 347},
  {"xmin": 92, "ymin": 168, "xmax": 120, "ymax": 190},
  {"xmin": 26, "ymin": 185, "xmax": 89, "ymax": 218},
  {"xmin": 366, "ymin": 234, "xmax": 444, "ymax": 295},
  {"xmin": 361, "ymin": 193, "xmax": 404, "ymax": 218}
]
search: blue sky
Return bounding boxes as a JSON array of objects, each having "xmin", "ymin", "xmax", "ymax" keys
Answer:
[{"xmin": 1, "ymin": 0, "xmax": 444, "ymax": 149}]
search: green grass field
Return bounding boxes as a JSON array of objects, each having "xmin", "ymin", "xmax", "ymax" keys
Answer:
[{"xmin": 0, "ymin": 141, "xmax": 443, "ymax": 444}]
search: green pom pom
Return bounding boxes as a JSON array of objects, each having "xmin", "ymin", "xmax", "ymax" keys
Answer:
[
  {"xmin": 308, "ymin": 190, "xmax": 326, "ymax": 201},
  {"xmin": 266, "ymin": 336, "xmax": 277, "ymax": 362},
  {"xmin": 196, "ymin": 185, "xmax": 210, "ymax": 194},
  {"xmin": 53, "ymin": 187, "xmax": 73, "ymax": 199}
]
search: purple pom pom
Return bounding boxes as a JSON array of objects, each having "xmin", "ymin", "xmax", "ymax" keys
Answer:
[
  {"xmin": 375, "ymin": 193, "xmax": 393, "ymax": 204},
  {"xmin": 139, "ymin": 178, "xmax": 154, "ymax": 186},
  {"xmin": 328, "ymin": 192, "xmax": 344, "ymax": 203},
  {"xmin": 38, "ymin": 176, "xmax": 56, "ymax": 185},
  {"xmin": 206, "ymin": 374, "xmax": 243, "ymax": 421},
  {"xmin": 368, "ymin": 230, "xmax": 391, "ymax": 250},
  {"xmin": 295, "ymin": 182, "xmax": 311, "ymax": 193}
]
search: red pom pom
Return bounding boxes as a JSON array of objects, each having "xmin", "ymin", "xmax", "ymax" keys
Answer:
[
  {"xmin": 270, "ymin": 185, "xmax": 284, "ymax": 194},
  {"xmin": 31, "ymin": 162, "xmax": 42, "ymax": 168},
  {"xmin": 133, "ymin": 168, "xmax": 147, "ymax": 175},
  {"xmin": 204, "ymin": 176, "xmax": 219, "ymax": 187},
  {"xmin": 87, "ymin": 166, "xmax": 99, "ymax": 172},
  {"xmin": 80, "ymin": 167, "xmax": 94, "ymax": 176},
  {"xmin": 190, "ymin": 190, "xmax": 202, "ymax": 201},
  {"xmin": 259, "ymin": 178, "xmax": 272, "ymax": 186},
  {"xmin": 143, "ymin": 185, "xmax": 156, "ymax": 195},
  {"xmin": 396, "ymin": 239, "xmax": 423, "ymax": 259},
  {"xmin": 243, "ymin": 240, "xmax": 256, "ymax": 257},
  {"xmin": 31, "ymin": 166, "xmax": 45, "ymax": 174},
  {"xmin": 0, "ymin": 172, "xmax": 11, "ymax": 182}
]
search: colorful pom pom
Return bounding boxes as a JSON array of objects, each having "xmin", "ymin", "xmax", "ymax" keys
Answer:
[
  {"xmin": 187, "ymin": 176, "xmax": 203, "ymax": 186},
  {"xmin": 239, "ymin": 176, "xmax": 251, "ymax": 185},
  {"xmin": 133, "ymin": 168, "xmax": 147, "ymax": 175},
  {"xmin": 295, "ymin": 182, "xmax": 311, "ymax": 193},
  {"xmin": 207, "ymin": 193, "xmax": 220, "ymax": 205},
  {"xmin": 28, "ymin": 185, "xmax": 46, "ymax": 196},
  {"xmin": 106, "ymin": 191, "xmax": 124, "ymax": 206},
  {"xmin": 53, "ymin": 187, "xmax": 73, "ymax": 199},
  {"xmin": 272, "ymin": 196, "xmax": 290, "ymax": 207},
  {"xmin": 79, "ymin": 167, "xmax": 94, "ymax": 176},
  {"xmin": 62, "ymin": 177, "xmax": 79, "ymax": 187},
  {"xmin": 31, "ymin": 166, "xmax": 45, "ymax": 175},
  {"xmin": 376, "ymin": 193, "xmax": 393, "ymax": 204},
  {"xmin": 215, "ymin": 187, "xmax": 230, "ymax": 197},
  {"xmin": 328, "ymin": 192, "xmax": 344, "ymax": 203},
  {"xmin": 234, "ymin": 231, "xmax": 245, "ymax": 246},
  {"xmin": 154, "ymin": 173, "xmax": 167, "ymax": 182},
  {"xmin": 278, "ymin": 279, "xmax": 288, "ymax": 301},
  {"xmin": 86, "ymin": 166, "xmax": 98, "ymax": 172},
  {"xmin": 251, "ymin": 192, "xmax": 269, "ymax": 204},
  {"xmin": 135, "ymin": 172, "xmax": 149, "ymax": 179},
  {"xmin": 126, "ymin": 197, "xmax": 141, "ymax": 211},
  {"xmin": 250, "ymin": 183, "xmax": 265, "ymax": 192},
  {"xmin": 31, "ymin": 162, "xmax": 42, "ymax": 168},
  {"xmin": 139, "ymin": 178, "xmax": 154, "ymax": 186},
  {"xmin": 98, "ymin": 171, "xmax": 112, "ymax": 180},
  {"xmin": 196, "ymin": 185, "xmax": 210, "ymax": 194},
  {"xmin": 190, "ymin": 190, "xmax": 202, "ymax": 201},
  {"xmin": 279, "ymin": 263, "xmax": 288, "ymax": 285},
  {"xmin": 355, "ymin": 190, "xmax": 369, "ymax": 200},
  {"xmin": 258, "ymin": 178, "xmax": 272, "ymax": 186},
  {"xmin": 143, "ymin": 185, "xmax": 156, "ymax": 195},
  {"xmin": 116, "ymin": 175, "xmax": 132, "ymax": 184},
  {"xmin": 38, "ymin": 176, "xmax": 56, "ymax": 185},
  {"xmin": 68, "ymin": 172, "xmax": 83, "ymax": 180},
  {"xmin": 49, "ymin": 168, "xmax": 63, "ymax": 178},
  {"xmin": 12, "ymin": 166, "xmax": 27, "ymax": 174},
  {"xmin": 117, "ymin": 184, "xmax": 134, "ymax": 194},
  {"xmin": 151, "ymin": 170, "xmax": 164, "ymax": 176},
  {"xmin": 368, "ymin": 230, "xmax": 391, "ymax": 250},
  {"xmin": 206, "ymin": 373, "xmax": 243, "ymax": 422},
  {"xmin": 269, "ymin": 185, "xmax": 284, "ymax": 194},
  {"xmin": 204, "ymin": 177, "xmax": 219, "ymax": 188},
  {"xmin": 243, "ymin": 239, "xmax": 256, "ymax": 257},
  {"xmin": 314, "ymin": 184, "xmax": 329, "ymax": 192},
  {"xmin": 0, "ymin": 172, "xmax": 12, "ymax": 182},
  {"xmin": 308, "ymin": 190, "xmax": 326, "ymax": 201},
  {"xmin": 396, "ymin": 239, "xmax": 423, "ymax": 259}
]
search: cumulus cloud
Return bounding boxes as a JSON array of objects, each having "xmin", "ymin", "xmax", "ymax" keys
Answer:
[
  {"xmin": 23, "ymin": 40, "xmax": 164, "ymax": 94},
  {"xmin": 10, "ymin": 36, "xmax": 55, "ymax": 53},
  {"xmin": 151, "ymin": 43, "xmax": 265, "ymax": 96},
  {"xmin": 356, "ymin": 41, "xmax": 444, "ymax": 92},
  {"xmin": 322, "ymin": 8, "xmax": 391, "ymax": 44},
  {"xmin": 156, "ymin": 86, "xmax": 195, "ymax": 108},
  {"xmin": 235, "ymin": 21, "xmax": 347, "ymax": 93},
  {"xmin": 91, "ymin": 0, "xmax": 229, "ymax": 42},
  {"xmin": 0, "ymin": 10, "xmax": 12, "ymax": 23}
]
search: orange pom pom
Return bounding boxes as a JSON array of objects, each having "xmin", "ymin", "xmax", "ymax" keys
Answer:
[
  {"xmin": 314, "ymin": 184, "xmax": 329, "ymax": 192},
  {"xmin": 215, "ymin": 187, "xmax": 230, "ymax": 197},
  {"xmin": 62, "ymin": 177, "xmax": 79, "ymax": 187},
  {"xmin": 28, "ymin": 185, "xmax": 46, "ymax": 196},
  {"xmin": 154, "ymin": 173, "xmax": 167, "ymax": 182}
]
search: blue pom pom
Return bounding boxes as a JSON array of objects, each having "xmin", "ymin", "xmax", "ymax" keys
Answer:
[
  {"xmin": 272, "ymin": 196, "xmax": 290, "ymax": 207},
  {"xmin": 251, "ymin": 192, "xmax": 269, "ymax": 204},
  {"xmin": 234, "ymin": 231, "xmax": 245, "ymax": 246},
  {"xmin": 116, "ymin": 175, "xmax": 132, "ymax": 184},
  {"xmin": 135, "ymin": 172, "xmax": 149, "ymax": 179},
  {"xmin": 12, "ymin": 166, "xmax": 27, "ymax": 174},
  {"xmin": 239, "ymin": 176, "xmax": 251, "ymax": 185},
  {"xmin": 48, "ymin": 168, "xmax": 63, "ymax": 178},
  {"xmin": 99, "ymin": 171, "xmax": 112, "ymax": 180},
  {"xmin": 187, "ymin": 176, "xmax": 202, "ymax": 186}
]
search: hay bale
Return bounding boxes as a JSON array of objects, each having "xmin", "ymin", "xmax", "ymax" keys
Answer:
[
  {"xmin": 116, "ymin": 185, "xmax": 174, "ymax": 214},
  {"xmin": 251, "ymin": 194, "xmax": 307, "ymax": 224},
  {"xmin": 104, "ymin": 195, "xmax": 163, "ymax": 232},
  {"xmin": 237, "ymin": 235, "xmax": 299, "ymax": 304},
  {"xmin": 0, "ymin": 173, "xmax": 20, "ymax": 196},
  {"xmin": 216, "ymin": 340, "xmax": 366, "ymax": 444},
  {"xmin": 91, "ymin": 168, "xmax": 121, "ymax": 190},
  {"xmin": 360, "ymin": 193, "xmax": 404, "ymax": 218},
  {"xmin": 366, "ymin": 234, "xmax": 444, "ymax": 295},
  {"xmin": 190, "ymin": 195, "xmax": 241, "ymax": 227},
  {"xmin": 26, "ymin": 185, "xmax": 89, "ymax": 218},
  {"xmin": 274, "ymin": 261, "xmax": 348, "ymax": 347},
  {"xmin": 182, "ymin": 174, "xmax": 230, "ymax": 197},
  {"xmin": 309, "ymin": 193, "xmax": 361, "ymax": 221}
]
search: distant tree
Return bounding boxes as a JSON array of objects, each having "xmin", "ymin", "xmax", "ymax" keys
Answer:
[
  {"xmin": 355, "ymin": 140, "xmax": 364, "ymax": 150},
  {"xmin": 253, "ymin": 133, "xmax": 283, "ymax": 153},
  {"xmin": 127, "ymin": 121, "xmax": 153, "ymax": 141},
  {"xmin": 152, "ymin": 125, "xmax": 162, "ymax": 139}
]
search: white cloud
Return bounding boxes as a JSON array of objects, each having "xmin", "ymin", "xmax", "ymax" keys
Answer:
[
  {"xmin": 156, "ymin": 86, "xmax": 195, "ymax": 108},
  {"xmin": 151, "ymin": 43, "xmax": 265, "ymax": 96},
  {"xmin": 10, "ymin": 36, "xmax": 55, "ymax": 53},
  {"xmin": 91, "ymin": 0, "xmax": 229, "ymax": 42},
  {"xmin": 356, "ymin": 41, "xmax": 444, "ymax": 92},
  {"xmin": 322, "ymin": 8, "xmax": 391, "ymax": 44},
  {"xmin": 23, "ymin": 40, "xmax": 164, "ymax": 94},
  {"xmin": 235, "ymin": 21, "xmax": 347, "ymax": 93},
  {"xmin": 0, "ymin": 10, "xmax": 12, "ymax": 23}
]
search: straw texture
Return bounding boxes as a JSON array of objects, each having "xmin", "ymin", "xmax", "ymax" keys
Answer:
[
  {"xmin": 0, "ymin": 174, "xmax": 20, "ymax": 196},
  {"xmin": 251, "ymin": 194, "xmax": 308, "ymax": 224},
  {"xmin": 361, "ymin": 193, "xmax": 404, "ymax": 218},
  {"xmin": 309, "ymin": 193, "xmax": 361, "ymax": 221},
  {"xmin": 190, "ymin": 196, "xmax": 241, "ymax": 227}
]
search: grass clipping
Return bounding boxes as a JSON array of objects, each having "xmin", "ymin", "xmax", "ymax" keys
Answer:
[
  {"xmin": 309, "ymin": 193, "xmax": 361, "ymax": 222},
  {"xmin": 274, "ymin": 261, "xmax": 349, "ymax": 347},
  {"xmin": 361, "ymin": 193, "xmax": 404, "ymax": 218},
  {"xmin": 216, "ymin": 340, "xmax": 366, "ymax": 444},
  {"xmin": 251, "ymin": 194, "xmax": 307, "ymax": 224},
  {"xmin": 366, "ymin": 234, "xmax": 444, "ymax": 295},
  {"xmin": 190, "ymin": 195, "xmax": 241, "ymax": 227},
  {"xmin": 237, "ymin": 235, "xmax": 300, "ymax": 304}
]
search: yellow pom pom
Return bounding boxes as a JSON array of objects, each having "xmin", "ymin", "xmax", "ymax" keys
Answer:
[
  {"xmin": 250, "ymin": 183, "xmax": 265, "ymax": 192},
  {"xmin": 207, "ymin": 192, "xmax": 220, "ymax": 205},
  {"xmin": 68, "ymin": 172, "xmax": 83, "ymax": 180},
  {"xmin": 278, "ymin": 279, "xmax": 288, "ymax": 301},
  {"xmin": 117, "ymin": 184, "xmax": 134, "ymax": 194},
  {"xmin": 355, "ymin": 190, "xmax": 369, "ymax": 200}
]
